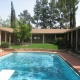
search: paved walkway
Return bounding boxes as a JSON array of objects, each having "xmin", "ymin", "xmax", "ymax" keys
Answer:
[
  {"xmin": 57, "ymin": 51, "xmax": 80, "ymax": 74},
  {"xmin": 0, "ymin": 50, "xmax": 80, "ymax": 74}
]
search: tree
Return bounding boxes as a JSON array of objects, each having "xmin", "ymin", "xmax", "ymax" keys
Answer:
[
  {"xmin": 55, "ymin": 0, "xmax": 67, "ymax": 29},
  {"xmin": 14, "ymin": 19, "xmax": 32, "ymax": 44},
  {"xmin": 14, "ymin": 10, "xmax": 32, "ymax": 44},
  {"xmin": 32, "ymin": 0, "xmax": 41, "ymax": 28},
  {"xmin": 32, "ymin": 0, "xmax": 79, "ymax": 29},
  {"xmin": 18, "ymin": 10, "xmax": 31, "ymax": 25},
  {"xmin": 39, "ymin": 0, "xmax": 49, "ymax": 28},
  {"xmin": 71, "ymin": 0, "xmax": 79, "ymax": 28},
  {"xmin": 55, "ymin": 0, "xmax": 79, "ymax": 29},
  {"xmin": 19, "ymin": 20, "xmax": 32, "ymax": 43},
  {"xmin": 49, "ymin": 0, "xmax": 56, "ymax": 28},
  {"xmin": 0, "ymin": 16, "xmax": 11, "ymax": 27},
  {"xmin": 11, "ymin": 1, "xmax": 16, "ymax": 28}
]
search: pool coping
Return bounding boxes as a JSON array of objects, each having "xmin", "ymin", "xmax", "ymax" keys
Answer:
[{"xmin": 57, "ymin": 53, "xmax": 80, "ymax": 76}]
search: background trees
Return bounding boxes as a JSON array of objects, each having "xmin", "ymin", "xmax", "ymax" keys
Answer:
[
  {"xmin": 13, "ymin": 10, "xmax": 32, "ymax": 44},
  {"xmin": 1, "ymin": 0, "xmax": 79, "ymax": 29},
  {"xmin": 18, "ymin": 10, "xmax": 31, "ymax": 25},
  {"xmin": 70, "ymin": 0, "xmax": 79, "ymax": 28},
  {"xmin": 32, "ymin": 0, "xmax": 79, "ymax": 29},
  {"xmin": 10, "ymin": 1, "xmax": 32, "ymax": 44},
  {"xmin": 49, "ymin": 0, "xmax": 56, "ymax": 28},
  {"xmin": 0, "ymin": 16, "xmax": 10, "ymax": 27},
  {"xmin": 14, "ymin": 19, "xmax": 32, "ymax": 44},
  {"xmin": 32, "ymin": 0, "xmax": 41, "ymax": 28}
]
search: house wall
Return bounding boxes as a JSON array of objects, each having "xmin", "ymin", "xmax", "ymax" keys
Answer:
[
  {"xmin": 0, "ymin": 31, "xmax": 13, "ymax": 44},
  {"xmin": 44, "ymin": 34, "xmax": 55, "ymax": 43},
  {"xmin": 72, "ymin": 31, "xmax": 76, "ymax": 49},
  {"xmin": 78, "ymin": 29, "xmax": 80, "ymax": 50},
  {"xmin": 32, "ymin": 33, "xmax": 65, "ymax": 44},
  {"xmin": 32, "ymin": 34, "xmax": 43, "ymax": 43},
  {"xmin": 1, "ymin": 31, "xmax": 5, "ymax": 42},
  {"xmin": 0, "ymin": 28, "xmax": 80, "ymax": 50}
]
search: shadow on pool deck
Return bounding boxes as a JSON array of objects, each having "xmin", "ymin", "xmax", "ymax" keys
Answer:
[{"xmin": 0, "ymin": 50, "xmax": 80, "ymax": 74}]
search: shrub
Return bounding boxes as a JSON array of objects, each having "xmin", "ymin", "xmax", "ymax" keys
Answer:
[
  {"xmin": 54, "ymin": 37, "xmax": 64, "ymax": 46},
  {"xmin": 1, "ymin": 42, "xmax": 9, "ymax": 48}
]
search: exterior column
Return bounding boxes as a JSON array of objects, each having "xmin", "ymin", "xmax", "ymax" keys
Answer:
[
  {"xmin": 76, "ymin": 30, "xmax": 78, "ymax": 50},
  {"xmin": 43, "ymin": 34, "xmax": 44, "ymax": 44},
  {"xmin": 67, "ymin": 32, "xmax": 69, "ymax": 41},
  {"xmin": 31, "ymin": 34, "xmax": 32, "ymax": 44},
  {"xmin": 9, "ymin": 33, "xmax": 11, "ymax": 44},
  {"xmin": 55, "ymin": 34, "xmax": 56, "ymax": 40},
  {"xmin": 71, "ymin": 31, "xmax": 73, "ymax": 46},
  {"xmin": 5, "ymin": 32, "xmax": 7, "ymax": 42},
  {"xmin": 0, "ymin": 31, "xmax": 1, "ymax": 45}
]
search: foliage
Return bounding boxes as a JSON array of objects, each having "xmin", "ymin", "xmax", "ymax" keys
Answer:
[
  {"xmin": 18, "ymin": 10, "xmax": 31, "ymax": 25},
  {"xmin": 54, "ymin": 37, "xmax": 65, "ymax": 46},
  {"xmin": 55, "ymin": 0, "xmax": 79, "ymax": 28},
  {"xmin": 0, "ymin": 16, "xmax": 10, "ymax": 27},
  {"xmin": 39, "ymin": 0, "xmax": 49, "ymax": 28},
  {"xmin": 19, "ymin": 20, "xmax": 32, "ymax": 43},
  {"xmin": 54, "ymin": 37, "xmax": 71, "ymax": 49},
  {"xmin": 13, "ymin": 18, "xmax": 32, "ymax": 44},
  {"xmin": 32, "ymin": 0, "xmax": 79, "ymax": 29},
  {"xmin": 11, "ymin": 1, "xmax": 16, "ymax": 28},
  {"xmin": 32, "ymin": 0, "xmax": 41, "ymax": 28},
  {"xmin": 48, "ymin": 0, "xmax": 56, "ymax": 28},
  {"xmin": 13, "ymin": 10, "xmax": 32, "ymax": 44},
  {"xmin": 33, "ymin": 0, "xmax": 49, "ymax": 28},
  {"xmin": 1, "ymin": 42, "xmax": 9, "ymax": 48}
]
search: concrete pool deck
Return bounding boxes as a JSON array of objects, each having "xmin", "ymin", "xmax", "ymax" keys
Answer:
[{"xmin": 0, "ymin": 50, "xmax": 80, "ymax": 74}]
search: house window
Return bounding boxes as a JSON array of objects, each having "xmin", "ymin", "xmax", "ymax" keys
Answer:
[
  {"xmin": 34, "ymin": 37, "xmax": 37, "ymax": 39},
  {"xmin": 34, "ymin": 37, "xmax": 40, "ymax": 39},
  {"xmin": 38, "ymin": 37, "xmax": 40, "ymax": 39}
]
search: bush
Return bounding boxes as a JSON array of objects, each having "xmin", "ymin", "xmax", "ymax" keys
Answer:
[
  {"xmin": 54, "ymin": 37, "xmax": 64, "ymax": 46},
  {"xmin": 1, "ymin": 42, "xmax": 9, "ymax": 48}
]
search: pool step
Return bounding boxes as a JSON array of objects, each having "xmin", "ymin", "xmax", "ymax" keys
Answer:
[{"xmin": 0, "ymin": 70, "xmax": 14, "ymax": 80}]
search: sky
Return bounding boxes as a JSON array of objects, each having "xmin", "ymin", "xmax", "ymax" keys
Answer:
[{"xmin": 0, "ymin": 0, "xmax": 80, "ymax": 27}]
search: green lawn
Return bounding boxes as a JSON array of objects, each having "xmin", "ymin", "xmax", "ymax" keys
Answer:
[{"xmin": 10, "ymin": 43, "xmax": 58, "ymax": 50}]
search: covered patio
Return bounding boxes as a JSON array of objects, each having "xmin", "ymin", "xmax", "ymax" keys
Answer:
[
  {"xmin": 66, "ymin": 27, "xmax": 80, "ymax": 50},
  {"xmin": 31, "ymin": 29, "xmax": 70, "ymax": 44},
  {"xmin": 0, "ymin": 27, "xmax": 13, "ymax": 45},
  {"xmin": 0, "ymin": 27, "xmax": 80, "ymax": 50}
]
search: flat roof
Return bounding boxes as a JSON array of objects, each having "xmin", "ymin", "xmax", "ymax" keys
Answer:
[
  {"xmin": 32, "ymin": 29, "xmax": 71, "ymax": 34},
  {"xmin": 0, "ymin": 26, "xmax": 80, "ymax": 34},
  {"xmin": 0, "ymin": 27, "xmax": 13, "ymax": 33}
]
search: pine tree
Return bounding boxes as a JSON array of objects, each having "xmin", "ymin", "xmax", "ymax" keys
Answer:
[
  {"xmin": 55, "ymin": 0, "xmax": 79, "ymax": 29},
  {"xmin": 11, "ymin": 1, "xmax": 16, "ymax": 28},
  {"xmin": 49, "ymin": 0, "xmax": 56, "ymax": 28},
  {"xmin": 69, "ymin": 0, "xmax": 79, "ymax": 28},
  {"xmin": 32, "ymin": 0, "xmax": 41, "ymax": 28},
  {"xmin": 40, "ymin": 0, "xmax": 49, "ymax": 28},
  {"xmin": 18, "ymin": 10, "xmax": 31, "ymax": 25}
]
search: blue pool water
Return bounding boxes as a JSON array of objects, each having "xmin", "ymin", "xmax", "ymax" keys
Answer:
[{"xmin": 0, "ymin": 52, "xmax": 80, "ymax": 80}]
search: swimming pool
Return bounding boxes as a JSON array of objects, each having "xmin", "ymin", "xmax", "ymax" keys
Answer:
[{"xmin": 0, "ymin": 52, "xmax": 80, "ymax": 80}]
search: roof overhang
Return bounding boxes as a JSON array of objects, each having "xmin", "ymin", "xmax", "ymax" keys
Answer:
[
  {"xmin": 31, "ymin": 29, "xmax": 71, "ymax": 34},
  {"xmin": 0, "ymin": 27, "xmax": 13, "ymax": 33}
]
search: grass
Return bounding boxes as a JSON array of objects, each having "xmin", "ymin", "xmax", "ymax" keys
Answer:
[{"xmin": 10, "ymin": 43, "xmax": 58, "ymax": 50}]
